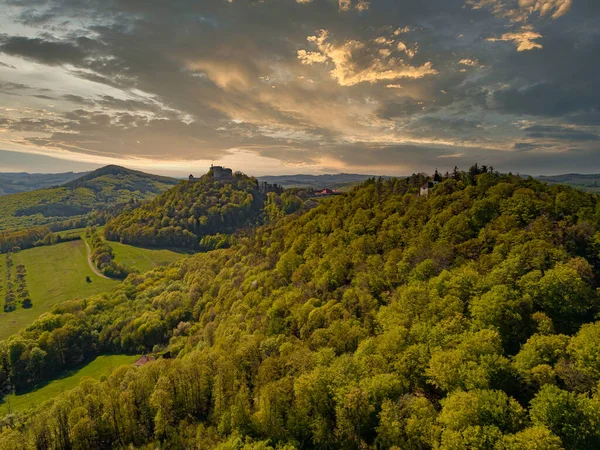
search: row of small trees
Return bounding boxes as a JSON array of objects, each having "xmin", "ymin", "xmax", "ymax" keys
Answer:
[
  {"xmin": 2, "ymin": 253, "xmax": 14, "ymax": 312},
  {"xmin": 14, "ymin": 264, "xmax": 32, "ymax": 309},
  {"xmin": 2, "ymin": 253, "xmax": 32, "ymax": 313}
]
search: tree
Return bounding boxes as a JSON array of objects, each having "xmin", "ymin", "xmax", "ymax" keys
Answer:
[
  {"xmin": 530, "ymin": 385, "xmax": 600, "ymax": 449},
  {"xmin": 496, "ymin": 426, "xmax": 563, "ymax": 450}
]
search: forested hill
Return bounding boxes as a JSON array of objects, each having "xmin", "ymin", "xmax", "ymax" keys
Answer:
[
  {"xmin": 104, "ymin": 171, "xmax": 304, "ymax": 249},
  {"xmin": 0, "ymin": 165, "xmax": 179, "ymax": 231},
  {"xmin": 4, "ymin": 169, "xmax": 600, "ymax": 449},
  {"xmin": 61, "ymin": 164, "xmax": 176, "ymax": 191},
  {"xmin": 537, "ymin": 173, "xmax": 600, "ymax": 194}
]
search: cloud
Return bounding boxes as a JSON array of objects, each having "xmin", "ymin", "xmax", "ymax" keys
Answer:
[
  {"xmin": 0, "ymin": 60, "xmax": 17, "ymax": 69},
  {"xmin": 469, "ymin": 0, "xmax": 573, "ymax": 53},
  {"xmin": 487, "ymin": 27, "xmax": 543, "ymax": 51},
  {"xmin": 0, "ymin": 36, "xmax": 88, "ymax": 65},
  {"xmin": 491, "ymin": 83, "xmax": 600, "ymax": 118},
  {"xmin": 0, "ymin": 0, "xmax": 597, "ymax": 175},
  {"xmin": 338, "ymin": 0, "xmax": 370, "ymax": 12},
  {"xmin": 298, "ymin": 29, "xmax": 437, "ymax": 86},
  {"xmin": 523, "ymin": 124, "xmax": 599, "ymax": 141},
  {"xmin": 466, "ymin": 0, "xmax": 573, "ymax": 23},
  {"xmin": 458, "ymin": 58, "xmax": 481, "ymax": 66}
]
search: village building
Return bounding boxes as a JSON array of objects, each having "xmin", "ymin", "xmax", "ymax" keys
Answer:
[
  {"xmin": 419, "ymin": 170, "xmax": 443, "ymax": 196},
  {"xmin": 313, "ymin": 188, "xmax": 341, "ymax": 197}
]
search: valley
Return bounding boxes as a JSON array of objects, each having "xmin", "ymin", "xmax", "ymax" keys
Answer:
[
  {"xmin": 0, "ymin": 240, "xmax": 119, "ymax": 340},
  {"xmin": 0, "ymin": 232, "xmax": 188, "ymax": 340}
]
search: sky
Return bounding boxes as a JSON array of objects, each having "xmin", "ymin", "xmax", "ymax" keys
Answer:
[{"xmin": 0, "ymin": 0, "xmax": 598, "ymax": 177}]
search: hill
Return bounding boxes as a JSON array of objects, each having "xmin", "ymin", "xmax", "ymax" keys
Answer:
[
  {"xmin": 104, "ymin": 170, "xmax": 304, "ymax": 249},
  {"xmin": 537, "ymin": 173, "xmax": 600, "ymax": 193},
  {"xmin": 3, "ymin": 168, "xmax": 600, "ymax": 448},
  {"xmin": 258, "ymin": 173, "xmax": 385, "ymax": 190},
  {"xmin": 0, "ymin": 165, "xmax": 179, "ymax": 231},
  {"xmin": 0, "ymin": 171, "xmax": 88, "ymax": 196}
]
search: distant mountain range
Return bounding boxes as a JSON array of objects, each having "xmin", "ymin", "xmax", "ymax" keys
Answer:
[
  {"xmin": 0, "ymin": 171, "xmax": 89, "ymax": 195},
  {"xmin": 536, "ymin": 174, "xmax": 600, "ymax": 193},
  {"xmin": 257, "ymin": 173, "xmax": 385, "ymax": 190}
]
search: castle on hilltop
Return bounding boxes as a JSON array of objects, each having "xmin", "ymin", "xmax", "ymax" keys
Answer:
[
  {"xmin": 211, "ymin": 165, "xmax": 233, "ymax": 180},
  {"xmin": 189, "ymin": 165, "xmax": 234, "ymax": 182},
  {"xmin": 187, "ymin": 166, "xmax": 284, "ymax": 195}
]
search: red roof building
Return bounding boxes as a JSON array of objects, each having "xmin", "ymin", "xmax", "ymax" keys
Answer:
[{"xmin": 134, "ymin": 355, "xmax": 156, "ymax": 367}]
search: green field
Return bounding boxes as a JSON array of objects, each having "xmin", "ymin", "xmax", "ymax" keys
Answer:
[
  {"xmin": 0, "ymin": 354, "xmax": 140, "ymax": 415},
  {"xmin": 110, "ymin": 241, "xmax": 189, "ymax": 272},
  {"xmin": 0, "ymin": 241, "xmax": 120, "ymax": 340},
  {"xmin": 0, "ymin": 232, "xmax": 189, "ymax": 340},
  {"xmin": 80, "ymin": 225, "xmax": 188, "ymax": 273}
]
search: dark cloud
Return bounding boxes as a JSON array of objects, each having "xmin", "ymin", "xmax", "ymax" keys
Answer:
[
  {"xmin": 492, "ymin": 83, "xmax": 600, "ymax": 118},
  {"xmin": 523, "ymin": 125, "xmax": 599, "ymax": 142},
  {"xmin": 513, "ymin": 142, "xmax": 542, "ymax": 152},
  {"xmin": 0, "ymin": 0, "xmax": 598, "ymax": 174},
  {"xmin": 0, "ymin": 35, "xmax": 88, "ymax": 65}
]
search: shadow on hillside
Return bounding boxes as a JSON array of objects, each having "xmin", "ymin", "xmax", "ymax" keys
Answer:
[{"xmin": 0, "ymin": 353, "xmax": 138, "ymax": 404}]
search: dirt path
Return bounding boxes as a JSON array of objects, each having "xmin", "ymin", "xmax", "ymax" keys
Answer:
[{"xmin": 84, "ymin": 240, "xmax": 111, "ymax": 280}]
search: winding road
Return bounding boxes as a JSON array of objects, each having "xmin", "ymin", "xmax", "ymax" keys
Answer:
[{"xmin": 84, "ymin": 240, "xmax": 111, "ymax": 280}]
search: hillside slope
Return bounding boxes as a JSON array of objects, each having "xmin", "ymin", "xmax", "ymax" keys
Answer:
[
  {"xmin": 537, "ymin": 173, "xmax": 600, "ymax": 193},
  {"xmin": 0, "ymin": 171, "xmax": 87, "ymax": 196},
  {"xmin": 3, "ymin": 169, "xmax": 600, "ymax": 449},
  {"xmin": 105, "ymin": 171, "xmax": 303, "ymax": 248},
  {"xmin": 0, "ymin": 165, "xmax": 179, "ymax": 231}
]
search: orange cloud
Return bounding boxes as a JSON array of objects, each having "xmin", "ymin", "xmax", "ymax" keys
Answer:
[
  {"xmin": 487, "ymin": 28, "xmax": 543, "ymax": 51},
  {"xmin": 466, "ymin": 0, "xmax": 572, "ymax": 22},
  {"xmin": 298, "ymin": 30, "xmax": 437, "ymax": 86}
]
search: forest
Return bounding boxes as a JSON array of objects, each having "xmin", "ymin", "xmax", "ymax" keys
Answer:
[
  {"xmin": 104, "ymin": 171, "xmax": 304, "ymax": 249},
  {"xmin": 1, "ymin": 167, "xmax": 600, "ymax": 449}
]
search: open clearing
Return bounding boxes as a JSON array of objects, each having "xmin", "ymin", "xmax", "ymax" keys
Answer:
[
  {"xmin": 110, "ymin": 240, "xmax": 189, "ymax": 273},
  {"xmin": 0, "ymin": 354, "xmax": 140, "ymax": 415},
  {"xmin": 0, "ymin": 241, "xmax": 119, "ymax": 340},
  {"xmin": 0, "ymin": 233, "xmax": 188, "ymax": 340}
]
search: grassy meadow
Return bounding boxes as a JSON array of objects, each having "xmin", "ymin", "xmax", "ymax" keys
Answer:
[
  {"xmin": 0, "ymin": 241, "xmax": 120, "ymax": 339},
  {"xmin": 0, "ymin": 232, "xmax": 189, "ymax": 339},
  {"xmin": 0, "ymin": 354, "xmax": 140, "ymax": 415},
  {"xmin": 110, "ymin": 241, "xmax": 189, "ymax": 273}
]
